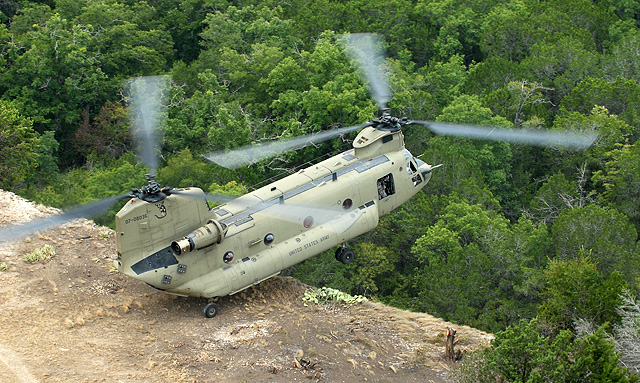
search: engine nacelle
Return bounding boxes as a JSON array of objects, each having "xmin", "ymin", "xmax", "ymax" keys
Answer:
[{"xmin": 171, "ymin": 220, "xmax": 227, "ymax": 255}]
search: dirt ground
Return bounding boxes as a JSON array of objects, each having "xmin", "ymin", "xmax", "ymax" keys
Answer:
[{"xmin": 0, "ymin": 190, "xmax": 492, "ymax": 383}]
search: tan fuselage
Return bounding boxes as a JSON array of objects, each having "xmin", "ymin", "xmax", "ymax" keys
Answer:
[{"xmin": 114, "ymin": 127, "xmax": 433, "ymax": 297}]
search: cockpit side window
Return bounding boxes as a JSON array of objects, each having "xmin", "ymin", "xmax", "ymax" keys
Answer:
[
  {"xmin": 377, "ymin": 173, "xmax": 396, "ymax": 200},
  {"xmin": 407, "ymin": 160, "xmax": 422, "ymax": 186},
  {"xmin": 407, "ymin": 160, "xmax": 418, "ymax": 174}
]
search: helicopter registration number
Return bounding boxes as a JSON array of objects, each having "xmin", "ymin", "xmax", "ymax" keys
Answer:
[{"xmin": 124, "ymin": 214, "xmax": 148, "ymax": 225}]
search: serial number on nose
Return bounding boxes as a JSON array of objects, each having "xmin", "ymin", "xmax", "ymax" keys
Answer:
[{"xmin": 124, "ymin": 214, "xmax": 148, "ymax": 225}]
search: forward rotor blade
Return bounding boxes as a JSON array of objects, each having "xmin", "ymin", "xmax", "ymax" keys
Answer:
[
  {"xmin": 342, "ymin": 33, "xmax": 392, "ymax": 110},
  {"xmin": 127, "ymin": 76, "xmax": 168, "ymax": 175},
  {"xmin": 0, "ymin": 193, "xmax": 130, "ymax": 242},
  {"xmin": 412, "ymin": 120, "xmax": 598, "ymax": 150},
  {"xmin": 204, "ymin": 122, "xmax": 374, "ymax": 169}
]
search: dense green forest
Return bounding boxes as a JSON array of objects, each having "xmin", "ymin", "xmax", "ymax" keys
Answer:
[{"xmin": 2, "ymin": 0, "xmax": 640, "ymax": 379}]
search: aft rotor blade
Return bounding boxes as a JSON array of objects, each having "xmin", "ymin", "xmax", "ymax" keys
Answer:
[
  {"xmin": 412, "ymin": 120, "xmax": 598, "ymax": 150},
  {"xmin": 127, "ymin": 76, "xmax": 168, "ymax": 175},
  {"xmin": 204, "ymin": 122, "xmax": 374, "ymax": 169},
  {"xmin": 171, "ymin": 189, "xmax": 237, "ymax": 203},
  {"xmin": 342, "ymin": 33, "xmax": 392, "ymax": 110},
  {"xmin": 0, "ymin": 193, "xmax": 130, "ymax": 242}
]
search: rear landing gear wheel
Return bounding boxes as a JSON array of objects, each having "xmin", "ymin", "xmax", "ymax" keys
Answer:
[
  {"xmin": 204, "ymin": 302, "xmax": 219, "ymax": 318},
  {"xmin": 335, "ymin": 247, "xmax": 354, "ymax": 264}
]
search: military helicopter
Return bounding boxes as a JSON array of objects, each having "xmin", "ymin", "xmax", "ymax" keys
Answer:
[{"xmin": 0, "ymin": 34, "xmax": 596, "ymax": 318}]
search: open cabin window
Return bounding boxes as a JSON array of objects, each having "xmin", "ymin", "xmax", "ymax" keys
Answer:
[{"xmin": 377, "ymin": 173, "xmax": 395, "ymax": 200}]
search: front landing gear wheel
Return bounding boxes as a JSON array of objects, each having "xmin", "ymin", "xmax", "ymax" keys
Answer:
[
  {"xmin": 204, "ymin": 302, "xmax": 219, "ymax": 318},
  {"xmin": 335, "ymin": 247, "xmax": 354, "ymax": 264}
]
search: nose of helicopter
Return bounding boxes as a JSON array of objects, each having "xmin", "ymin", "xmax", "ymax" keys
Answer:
[{"xmin": 415, "ymin": 158, "xmax": 434, "ymax": 184}]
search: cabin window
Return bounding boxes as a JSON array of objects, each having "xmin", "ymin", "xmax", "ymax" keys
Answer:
[
  {"xmin": 303, "ymin": 216, "xmax": 314, "ymax": 228},
  {"xmin": 377, "ymin": 173, "xmax": 395, "ymax": 200},
  {"xmin": 264, "ymin": 233, "xmax": 275, "ymax": 245}
]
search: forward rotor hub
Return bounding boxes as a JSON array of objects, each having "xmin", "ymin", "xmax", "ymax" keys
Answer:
[{"xmin": 373, "ymin": 113, "xmax": 408, "ymax": 132}]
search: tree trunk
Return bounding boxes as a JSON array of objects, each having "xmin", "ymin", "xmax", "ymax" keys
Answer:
[{"xmin": 445, "ymin": 327, "xmax": 462, "ymax": 361}]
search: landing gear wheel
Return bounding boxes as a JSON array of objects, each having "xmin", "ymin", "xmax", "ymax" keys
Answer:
[
  {"xmin": 335, "ymin": 248, "xmax": 354, "ymax": 264},
  {"xmin": 204, "ymin": 302, "xmax": 219, "ymax": 318}
]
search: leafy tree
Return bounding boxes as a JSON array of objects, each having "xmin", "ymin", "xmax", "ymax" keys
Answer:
[
  {"xmin": 552, "ymin": 204, "xmax": 638, "ymax": 280},
  {"xmin": 485, "ymin": 318, "xmax": 547, "ymax": 382},
  {"xmin": 74, "ymin": 101, "xmax": 131, "ymax": 161},
  {"xmin": 75, "ymin": 0, "xmax": 174, "ymax": 79},
  {"xmin": 522, "ymin": 36, "xmax": 600, "ymax": 109},
  {"xmin": 457, "ymin": 318, "xmax": 638, "ymax": 383},
  {"xmin": 538, "ymin": 257, "xmax": 626, "ymax": 334},
  {"xmin": 157, "ymin": 148, "xmax": 216, "ymax": 188},
  {"xmin": 594, "ymin": 140, "xmax": 640, "ymax": 229},
  {"xmin": 423, "ymin": 95, "xmax": 515, "ymax": 208},
  {"xmin": 604, "ymin": 31, "xmax": 640, "ymax": 85},
  {"xmin": 164, "ymin": 70, "xmax": 225, "ymax": 155},
  {"xmin": 417, "ymin": 54, "xmax": 467, "ymax": 114},
  {"xmin": 2, "ymin": 10, "xmax": 106, "ymax": 166},
  {"xmin": 197, "ymin": 5, "xmax": 299, "ymax": 72},
  {"xmin": 552, "ymin": 105, "xmax": 635, "ymax": 173},
  {"xmin": 342, "ymin": 242, "xmax": 397, "ymax": 296},
  {"xmin": 156, "ymin": 0, "xmax": 228, "ymax": 63},
  {"xmin": 207, "ymin": 180, "xmax": 247, "ymax": 198},
  {"xmin": 464, "ymin": 57, "xmax": 525, "ymax": 99},
  {"xmin": 27, "ymin": 130, "xmax": 60, "ymax": 186},
  {"xmin": 0, "ymin": 100, "xmax": 39, "ymax": 189},
  {"xmin": 480, "ymin": 1, "xmax": 537, "ymax": 62},
  {"xmin": 560, "ymin": 76, "xmax": 640, "ymax": 129},
  {"xmin": 415, "ymin": 0, "xmax": 495, "ymax": 64},
  {"xmin": 407, "ymin": 200, "xmax": 548, "ymax": 331},
  {"xmin": 527, "ymin": 172, "xmax": 579, "ymax": 225}
]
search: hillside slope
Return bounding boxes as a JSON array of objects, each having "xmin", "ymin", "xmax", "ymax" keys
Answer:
[{"xmin": 0, "ymin": 190, "xmax": 491, "ymax": 382}]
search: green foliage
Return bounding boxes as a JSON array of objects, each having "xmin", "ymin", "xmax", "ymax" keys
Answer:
[
  {"xmin": 0, "ymin": 100, "xmax": 39, "ymax": 189},
  {"xmin": 594, "ymin": 140, "xmax": 640, "ymax": 229},
  {"xmin": 538, "ymin": 257, "xmax": 626, "ymax": 334},
  {"xmin": 74, "ymin": 101, "xmax": 131, "ymax": 161},
  {"xmin": 416, "ymin": 0, "xmax": 493, "ymax": 63},
  {"xmin": 552, "ymin": 204, "xmax": 638, "ymax": 280},
  {"xmin": 19, "ymin": 154, "xmax": 148, "ymax": 228},
  {"xmin": 24, "ymin": 244, "xmax": 56, "ymax": 263},
  {"xmin": 208, "ymin": 181, "xmax": 248, "ymax": 197},
  {"xmin": 0, "ymin": 262, "xmax": 7, "ymax": 271},
  {"xmin": 561, "ymin": 77, "xmax": 640, "ymax": 128},
  {"xmin": 460, "ymin": 319, "xmax": 638, "ymax": 383},
  {"xmin": 302, "ymin": 286, "xmax": 368, "ymax": 306},
  {"xmin": 422, "ymin": 95, "xmax": 515, "ymax": 207},
  {"xmin": 604, "ymin": 31, "xmax": 640, "ymax": 85},
  {"xmin": 527, "ymin": 172, "xmax": 576, "ymax": 225},
  {"xmin": 285, "ymin": 242, "xmax": 399, "ymax": 299},
  {"xmin": 404, "ymin": 200, "xmax": 549, "ymax": 331},
  {"xmin": 28, "ymin": 130, "xmax": 60, "ymax": 186},
  {"xmin": 157, "ymin": 149, "xmax": 215, "ymax": 188}
]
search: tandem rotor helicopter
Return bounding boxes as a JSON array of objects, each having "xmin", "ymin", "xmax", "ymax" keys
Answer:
[{"xmin": 0, "ymin": 34, "xmax": 596, "ymax": 318}]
